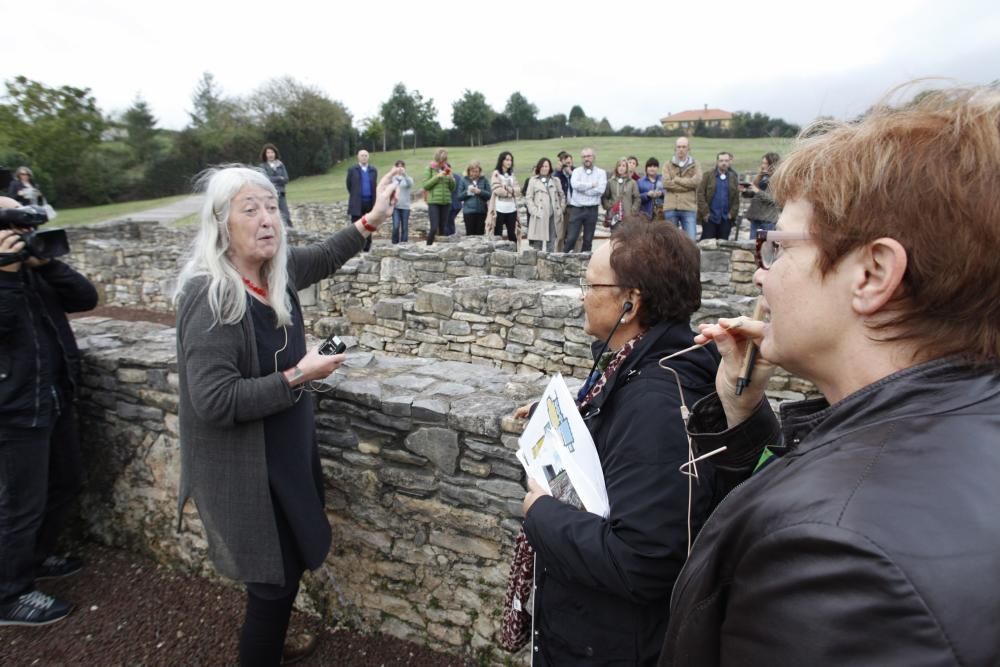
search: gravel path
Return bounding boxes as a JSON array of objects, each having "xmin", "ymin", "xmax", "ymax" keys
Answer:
[
  {"xmin": 0, "ymin": 542, "xmax": 470, "ymax": 666},
  {"xmin": 99, "ymin": 195, "xmax": 205, "ymax": 225}
]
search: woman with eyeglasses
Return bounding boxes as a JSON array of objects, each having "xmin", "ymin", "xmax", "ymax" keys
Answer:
[
  {"xmin": 516, "ymin": 220, "xmax": 720, "ymax": 665},
  {"xmin": 659, "ymin": 85, "xmax": 1000, "ymax": 667}
]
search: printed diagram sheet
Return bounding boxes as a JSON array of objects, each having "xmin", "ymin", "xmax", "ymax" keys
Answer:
[{"xmin": 517, "ymin": 374, "xmax": 609, "ymax": 518}]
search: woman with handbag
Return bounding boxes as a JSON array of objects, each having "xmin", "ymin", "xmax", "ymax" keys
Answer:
[
  {"xmin": 601, "ymin": 158, "xmax": 641, "ymax": 228},
  {"xmin": 487, "ymin": 151, "xmax": 519, "ymax": 242},
  {"xmin": 512, "ymin": 221, "xmax": 720, "ymax": 665}
]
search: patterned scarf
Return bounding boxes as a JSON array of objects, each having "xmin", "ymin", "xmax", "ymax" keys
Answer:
[{"xmin": 579, "ymin": 329, "xmax": 647, "ymax": 410}]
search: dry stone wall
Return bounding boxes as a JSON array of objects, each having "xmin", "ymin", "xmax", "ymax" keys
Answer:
[
  {"xmin": 64, "ymin": 219, "xmax": 778, "ymax": 380},
  {"xmin": 72, "ymin": 316, "xmax": 550, "ymax": 661}
]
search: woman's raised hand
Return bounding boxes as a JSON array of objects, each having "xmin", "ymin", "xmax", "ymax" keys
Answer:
[{"xmin": 368, "ymin": 167, "xmax": 402, "ymax": 227}]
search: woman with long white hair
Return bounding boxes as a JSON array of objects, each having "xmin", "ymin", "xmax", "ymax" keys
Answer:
[{"xmin": 174, "ymin": 164, "xmax": 397, "ymax": 666}]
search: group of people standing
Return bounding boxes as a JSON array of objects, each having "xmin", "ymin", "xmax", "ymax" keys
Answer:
[{"xmin": 260, "ymin": 139, "xmax": 781, "ymax": 251}]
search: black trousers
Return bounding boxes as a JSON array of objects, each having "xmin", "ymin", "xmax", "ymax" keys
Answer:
[
  {"xmin": 494, "ymin": 211, "xmax": 517, "ymax": 242},
  {"xmin": 463, "ymin": 211, "xmax": 486, "ymax": 236},
  {"xmin": 0, "ymin": 403, "xmax": 83, "ymax": 602},
  {"xmin": 351, "ymin": 198, "xmax": 375, "ymax": 251},
  {"xmin": 239, "ymin": 502, "xmax": 305, "ymax": 667},
  {"xmin": 701, "ymin": 217, "xmax": 733, "ymax": 241},
  {"xmin": 277, "ymin": 193, "xmax": 292, "ymax": 227},
  {"xmin": 564, "ymin": 205, "xmax": 598, "ymax": 252},
  {"xmin": 427, "ymin": 203, "xmax": 449, "ymax": 245}
]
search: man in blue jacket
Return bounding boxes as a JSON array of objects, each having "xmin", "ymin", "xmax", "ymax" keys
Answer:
[
  {"xmin": 0, "ymin": 196, "xmax": 98, "ymax": 627},
  {"xmin": 346, "ymin": 149, "xmax": 378, "ymax": 251}
]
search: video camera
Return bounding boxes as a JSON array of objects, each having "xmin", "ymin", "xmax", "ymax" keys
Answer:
[{"xmin": 0, "ymin": 205, "xmax": 70, "ymax": 267}]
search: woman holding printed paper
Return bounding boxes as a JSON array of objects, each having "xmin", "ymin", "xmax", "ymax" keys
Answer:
[{"xmin": 517, "ymin": 220, "xmax": 721, "ymax": 665}]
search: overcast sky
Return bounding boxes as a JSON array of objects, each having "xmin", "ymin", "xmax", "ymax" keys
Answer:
[{"xmin": 11, "ymin": 0, "xmax": 1000, "ymax": 132}]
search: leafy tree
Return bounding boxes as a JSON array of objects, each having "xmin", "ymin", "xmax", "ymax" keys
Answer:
[
  {"xmin": 251, "ymin": 77, "xmax": 354, "ymax": 175},
  {"xmin": 504, "ymin": 92, "xmax": 538, "ymax": 141},
  {"xmin": 360, "ymin": 116, "xmax": 385, "ymax": 152},
  {"xmin": 189, "ymin": 72, "xmax": 235, "ymax": 128},
  {"xmin": 379, "ymin": 83, "xmax": 440, "ymax": 150},
  {"xmin": 122, "ymin": 94, "xmax": 160, "ymax": 164},
  {"xmin": 380, "ymin": 83, "xmax": 413, "ymax": 150},
  {"xmin": 452, "ymin": 89, "xmax": 493, "ymax": 146},
  {"xmin": 0, "ymin": 76, "xmax": 105, "ymax": 205},
  {"xmin": 597, "ymin": 117, "xmax": 614, "ymax": 134},
  {"xmin": 568, "ymin": 105, "xmax": 595, "ymax": 135}
]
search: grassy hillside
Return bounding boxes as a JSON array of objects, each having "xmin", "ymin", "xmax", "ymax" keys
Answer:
[{"xmin": 286, "ymin": 136, "xmax": 793, "ymax": 204}]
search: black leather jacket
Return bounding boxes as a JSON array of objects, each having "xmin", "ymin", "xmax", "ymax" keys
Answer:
[
  {"xmin": 0, "ymin": 260, "xmax": 97, "ymax": 428},
  {"xmin": 659, "ymin": 358, "xmax": 1000, "ymax": 667}
]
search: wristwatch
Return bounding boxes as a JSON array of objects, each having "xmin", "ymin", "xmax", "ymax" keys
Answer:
[{"xmin": 285, "ymin": 365, "xmax": 305, "ymax": 386}]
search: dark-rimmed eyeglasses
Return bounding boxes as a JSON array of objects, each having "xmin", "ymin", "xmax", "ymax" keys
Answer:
[
  {"xmin": 755, "ymin": 230, "xmax": 813, "ymax": 270},
  {"xmin": 579, "ymin": 277, "xmax": 621, "ymax": 294}
]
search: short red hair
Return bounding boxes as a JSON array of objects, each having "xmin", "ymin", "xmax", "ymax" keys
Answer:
[{"xmin": 772, "ymin": 84, "xmax": 1000, "ymax": 365}]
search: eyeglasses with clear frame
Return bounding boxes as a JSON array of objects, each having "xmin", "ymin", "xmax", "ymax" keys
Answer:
[
  {"xmin": 755, "ymin": 230, "xmax": 813, "ymax": 270},
  {"xmin": 579, "ymin": 277, "xmax": 621, "ymax": 294}
]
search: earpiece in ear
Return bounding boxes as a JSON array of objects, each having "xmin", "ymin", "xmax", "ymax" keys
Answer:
[{"xmin": 622, "ymin": 301, "xmax": 634, "ymax": 312}]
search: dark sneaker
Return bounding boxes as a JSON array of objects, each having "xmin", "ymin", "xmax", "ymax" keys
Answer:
[
  {"xmin": 0, "ymin": 590, "xmax": 73, "ymax": 626},
  {"xmin": 36, "ymin": 555, "xmax": 84, "ymax": 581}
]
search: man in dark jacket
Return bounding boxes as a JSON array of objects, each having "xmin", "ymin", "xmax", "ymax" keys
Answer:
[
  {"xmin": 659, "ymin": 84, "xmax": 1000, "ymax": 667},
  {"xmin": 695, "ymin": 151, "xmax": 739, "ymax": 240},
  {"xmin": 0, "ymin": 197, "xmax": 98, "ymax": 626},
  {"xmin": 346, "ymin": 149, "xmax": 378, "ymax": 251}
]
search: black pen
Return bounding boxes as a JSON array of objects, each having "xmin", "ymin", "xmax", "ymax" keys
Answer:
[{"xmin": 734, "ymin": 298, "xmax": 765, "ymax": 396}]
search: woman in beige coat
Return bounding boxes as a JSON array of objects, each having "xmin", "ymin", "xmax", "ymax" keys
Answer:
[{"xmin": 525, "ymin": 157, "xmax": 566, "ymax": 252}]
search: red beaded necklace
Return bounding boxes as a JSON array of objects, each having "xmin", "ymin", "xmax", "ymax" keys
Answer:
[{"xmin": 241, "ymin": 276, "xmax": 268, "ymax": 298}]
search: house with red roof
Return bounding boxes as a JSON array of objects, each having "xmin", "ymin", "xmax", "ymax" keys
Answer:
[{"xmin": 660, "ymin": 106, "xmax": 734, "ymax": 135}]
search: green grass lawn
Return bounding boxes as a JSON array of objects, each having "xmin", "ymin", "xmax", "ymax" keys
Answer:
[
  {"xmin": 286, "ymin": 136, "xmax": 793, "ymax": 204},
  {"xmin": 51, "ymin": 194, "xmax": 190, "ymax": 227}
]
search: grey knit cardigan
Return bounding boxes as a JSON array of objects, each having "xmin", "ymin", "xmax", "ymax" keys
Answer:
[{"xmin": 175, "ymin": 226, "xmax": 364, "ymax": 584}]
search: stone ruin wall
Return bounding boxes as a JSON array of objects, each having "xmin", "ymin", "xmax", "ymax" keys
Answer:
[
  {"xmin": 64, "ymin": 213, "xmax": 811, "ymax": 400},
  {"xmin": 63, "ymin": 208, "xmax": 818, "ymax": 662}
]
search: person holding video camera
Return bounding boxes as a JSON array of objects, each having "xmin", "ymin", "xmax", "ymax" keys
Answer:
[
  {"xmin": 0, "ymin": 196, "xmax": 98, "ymax": 627},
  {"xmin": 174, "ymin": 164, "xmax": 399, "ymax": 666}
]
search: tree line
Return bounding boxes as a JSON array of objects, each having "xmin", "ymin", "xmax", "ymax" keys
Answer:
[
  {"xmin": 0, "ymin": 74, "xmax": 799, "ymax": 207},
  {"xmin": 0, "ymin": 74, "xmax": 354, "ymax": 207}
]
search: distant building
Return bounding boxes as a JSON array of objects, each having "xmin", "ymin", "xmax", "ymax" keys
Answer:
[{"xmin": 660, "ymin": 105, "xmax": 734, "ymax": 135}]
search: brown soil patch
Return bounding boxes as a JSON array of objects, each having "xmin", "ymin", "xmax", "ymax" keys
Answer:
[{"xmin": 0, "ymin": 542, "xmax": 471, "ymax": 666}]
